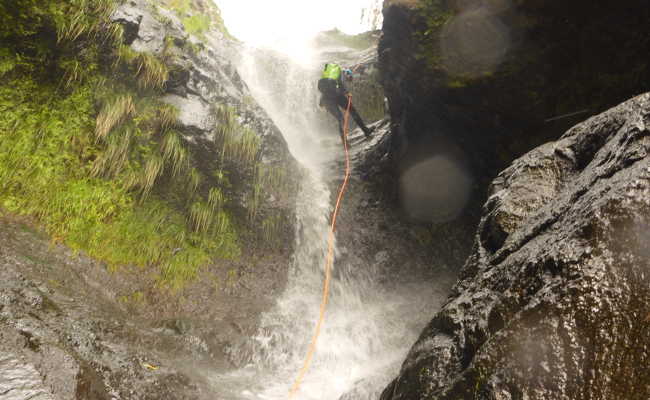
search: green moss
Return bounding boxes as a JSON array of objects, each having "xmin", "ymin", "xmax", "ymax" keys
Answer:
[
  {"xmin": 448, "ymin": 79, "xmax": 468, "ymax": 88},
  {"xmin": 182, "ymin": 14, "xmax": 211, "ymax": 40},
  {"xmin": 163, "ymin": 0, "xmax": 234, "ymax": 41},
  {"xmin": 168, "ymin": 0, "xmax": 192, "ymax": 15},
  {"xmin": 0, "ymin": 48, "xmax": 17, "ymax": 77},
  {"xmin": 415, "ymin": 0, "xmax": 455, "ymax": 72}
]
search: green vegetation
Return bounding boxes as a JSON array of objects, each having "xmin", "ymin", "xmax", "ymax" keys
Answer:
[
  {"xmin": 183, "ymin": 14, "xmax": 211, "ymax": 40},
  {"xmin": 213, "ymin": 105, "xmax": 261, "ymax": 169},
  {"xmin": 163, "ymin": 0, "xmax": 233, "ymax": 41},
  {"xmin": 419, "ymin": 0, "xmax": 453, "ymax": 33},
  {"xmin": 415, "ymin": 0, "xmax": 454, "ymax": 71},
  {"xmin": 209, "ymin": 105, "xmax": 293, "ymax": 244},
  {"xmin": 0, "ymin": 0, "xmax": 247, "ymax": 287},
  {"xmin": 313, "ymin": 29, "xmax": 379, "ymax": 50}
]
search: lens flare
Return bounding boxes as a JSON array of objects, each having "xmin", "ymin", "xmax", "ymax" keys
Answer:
[
  {"xmin": 440, "ymin": 2, "xmax": 513, "ymax": 77},
  {"xmin": 399, "ymin": 155, "xmax": 473, "ymax": 223}
]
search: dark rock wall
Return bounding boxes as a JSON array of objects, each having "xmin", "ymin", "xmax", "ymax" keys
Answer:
[
  {"xmin": 381, "ymin": 92, "xmax": 650, "ymax": 400},
  {"xmin": 378, "ymin": 1, "xmax": 650, "ymax": 265},
  {"xmin": 380, "ymin": 0, "xmax": 650, "ymax": 174},
  {"xmin": 378, "ymin": 2, "xmax": 650, "ymax": 397}
]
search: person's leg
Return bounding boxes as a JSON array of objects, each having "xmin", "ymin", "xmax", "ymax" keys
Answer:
[
  {"xmin": 349, "ymin": 105, "xmax": 373, "ymax": 136},
  {"xmin": 335, "ymin": 93, "xmax": 373, "ymax": 137},
  {"xmin": 323, "ymin": 97, "xmax": 345, "ymax": 139}
]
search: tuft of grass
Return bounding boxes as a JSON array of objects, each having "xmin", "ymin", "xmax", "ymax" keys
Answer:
[
  {"xmin": 163, "ymin": 0, "xmax": 233, "ymax": 41},
  {"xmin": 262, "ymin": 214, "xmax": 283, "ymax": 244},
  {"xmin": 160, "ymin": 130, "xmax": 189, "ymax": 177},
  {"xmin": 167, "ymin": 0, "xmax": 191, "ymax": 15},
  {"xmin": 95, "ymin": 94, "xmax": 136, "ymax": 141},
  {"xmin": 208, "ymin": 187, "xmax": 224, "ymax": 211},
  {"xmin": 213, "ymin": 104, "xmax": 260, "ymax": 169},
  {"xmin": 188, "ymin": 167, "xmax": 202, "ymax": 196},
  {"xmin": 116, "ymin": 43, "xmax": 139, "ymax": 66},
  {"xmin": 115, "ymin": 45, "xmax": 169, "ymax": 90},
  {"xmin": 106, "ymin": 22, "xmax": 124, "ymax": 46},
  {"xmin": 60, "ymin": 59, "xmax": 85, "ymax": 87},
  {"xmin": 91, "ymin": 125, "xmax": 133, "ymax": 178},
  {"xmin": 248, "ymin": 181, "xmax": 263, "ymax": 221},
  {"xmin": 189, "ymin": 201, "xmax": 212, "ymax": 233},
  {"xmin": 48, "ymin": 0, "xmax": 122, "ymax": 59},
  {"xmin": 158, "ymin": 104, "xmax": 179, "ymax": 132},
  {"xmin": 135, "ymin": 52, "xmax": 169, "ymax": 90},
  {"xmin": 244, "ymin": 163, "xmax": 295, "ymax": 241},
  {"xmin": 139, "ymin": 153, "xmax": 165, "ymax": 199},
  {"xmin": 189, "ymin": 198, "xmax": 232, "ymax": 236}
]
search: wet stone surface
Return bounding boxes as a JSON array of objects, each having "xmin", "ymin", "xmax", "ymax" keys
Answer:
[
  {"xmin": 380, "ymin": 93, "xmax": 650, "ymax": 399},
  {"xmin": 0, "ymin": 213, "xmax": 294, "ymax": 399},
  {"xmin": 0, "ymin": 222, "xmax": 207, "ymax": 399}
]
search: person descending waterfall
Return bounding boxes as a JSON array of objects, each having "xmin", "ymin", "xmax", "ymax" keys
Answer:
[{"xmin": 318, "ymin": 62, "xmax": 374, "ymax": 141}]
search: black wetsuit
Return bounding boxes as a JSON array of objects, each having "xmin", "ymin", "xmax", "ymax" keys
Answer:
[{"xmin": 318, "ymin": 75, "xmax": 372, "ymax": 139}]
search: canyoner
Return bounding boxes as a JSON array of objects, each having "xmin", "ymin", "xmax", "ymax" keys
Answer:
[
  {"xmin": 287, "ymin": 60, "xmax": 378, "ymax": 396},
  {"xmin": 318, "ymin": 62, "xmax": 375, "ymax": 141}
]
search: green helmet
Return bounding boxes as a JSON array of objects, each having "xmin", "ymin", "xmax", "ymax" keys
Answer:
[{"xmin": 322, "ymin": 63, "xmax": 342, "ymax": 80}]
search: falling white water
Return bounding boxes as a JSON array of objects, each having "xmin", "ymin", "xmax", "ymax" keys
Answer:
[{"xmin": 208, "ymin": 1, "xmax": 449, "ymax": 399}]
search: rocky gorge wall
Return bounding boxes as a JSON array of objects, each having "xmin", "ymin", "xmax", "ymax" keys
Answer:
[
  {"xmin": 1, "ymin": 0, "xmax": 303, "ymax": 397},
  {"xmin": 1, "ymin": 0, "xmax": 299, "ymax": 287},
  {"xmin": 378, "ymin": 0, "xmax": 650, "ymax": 269},
  {"xmin": 376, "ymin": 1, "xmax": 650, "ymax": 397},
  {"xmin": 380, "ymin": 89, "xmax": 650, "ymax": 400}
]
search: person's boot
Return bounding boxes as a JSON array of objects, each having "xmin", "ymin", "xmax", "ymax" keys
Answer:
[{"xmin": 362, "ymin": 125, "xmax": 374, "ymax": 138}]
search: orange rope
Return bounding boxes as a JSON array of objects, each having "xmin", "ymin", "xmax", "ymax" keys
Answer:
[{"xmin": 288, "ymin": 95, "xmax": 353, "ymax": 398}]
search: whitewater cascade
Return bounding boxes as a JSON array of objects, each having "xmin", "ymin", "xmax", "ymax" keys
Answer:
[{"xmin": 208, "ymin": 39, "xmax": 446, "ymax": 399}]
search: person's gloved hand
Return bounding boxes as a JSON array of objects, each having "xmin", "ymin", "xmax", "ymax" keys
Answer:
[{"xmin": 343, "ymin": 68, "xmax": 353, "ymax": 81}]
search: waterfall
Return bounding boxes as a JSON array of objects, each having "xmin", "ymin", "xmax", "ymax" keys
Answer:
[
  {"xmin": 205, "ymin": 2, "xmax": 450, "ymax": 398},
  {"xmin": 205, "ymin": 41, "xmax": 450, "ymax": 399}
]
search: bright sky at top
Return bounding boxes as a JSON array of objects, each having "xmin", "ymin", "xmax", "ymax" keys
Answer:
[{"xmin": 214, "ymin": 0, "xmax": 379, "ymax": 52}]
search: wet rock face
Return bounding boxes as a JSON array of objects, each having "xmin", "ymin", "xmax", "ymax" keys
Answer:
[
  {"xmin": 111, "ymin": 0, "xmax": 298, "ymax": 218},
  {"xmin": 380, "ymin": 0, "xmax": 650, "ymax": 173},
  {"xmin": 0, "ymin": 261, "xmax": 202, "ymax": 400},
  {"xmin": 378, "ymin": 1, "xmax": 650, "ymax": 260},
  {"xmin": 381, "ymin": 94, "xmax": 650, "ymax": 399},
  {"xmin": 111, "ymin": 0, "xmax": 281, "ymax": 143}
]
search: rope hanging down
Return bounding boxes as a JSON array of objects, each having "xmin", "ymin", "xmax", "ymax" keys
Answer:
[{"xmin": 288, "ymin": 95, "xmax": 354, "ymax": 398}]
